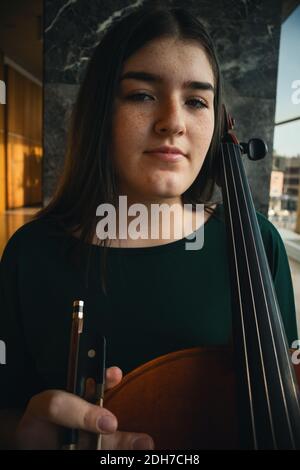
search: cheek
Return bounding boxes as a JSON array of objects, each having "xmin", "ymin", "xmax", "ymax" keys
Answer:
[
  {"xmin": 113, "ymin": 106, "xmax": 149, "ymax": 149},
  {"xmin": 113, "ymin": 106, "xmax": 151, "ymax": 138},
  {"xmin": 111, "ymin": 109, "xmax": 147, "ymax": 179},
  {"xmin": 193, "ymin": 117, "xmax": 215, "ymax": 154}
]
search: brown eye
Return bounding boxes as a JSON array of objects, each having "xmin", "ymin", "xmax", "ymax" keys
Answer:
[
  {"xmin": 186, "ymin": 98, "xmax": 207, "ymax": 109},
  {"xmin": 127, "ymin": 93, "xmax": 154, "ymax": 101}
]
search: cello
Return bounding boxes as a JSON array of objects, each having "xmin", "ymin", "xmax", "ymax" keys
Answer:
[{"xmin": 101, "ymin": 108, "xmax": 300, "ymax": 449}]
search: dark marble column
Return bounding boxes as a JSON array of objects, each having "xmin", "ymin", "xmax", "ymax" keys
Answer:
[{"xmin": 44, "ymin": 0, "xmax": 282, "ymax": 214}]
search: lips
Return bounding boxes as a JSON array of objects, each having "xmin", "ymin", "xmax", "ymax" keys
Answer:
[
  {"xmin": 144, "ymin": 145, "xmax": 187, "ymax": 163},
  {"xmin": 144, "ymin": 151, "xmax": 185, "ymax": 163},
  {"xmin": 145, "ymin": 145, "xmax": 186, "ymax": 156}
]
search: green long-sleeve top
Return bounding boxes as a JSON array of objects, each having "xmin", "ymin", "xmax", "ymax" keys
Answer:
[{"xmin": 0, "ymin": 205, "xmax": 298, "ymax": 409}]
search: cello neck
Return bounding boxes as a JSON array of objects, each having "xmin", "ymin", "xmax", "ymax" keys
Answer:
[{"xmin": 219, "ymin": 123, "xmax": 300, "ymax": 449}]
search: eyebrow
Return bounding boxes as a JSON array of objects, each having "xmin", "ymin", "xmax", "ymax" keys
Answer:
[{"xmin": 119, "ymin": 71, "xmax": 214, "ymax": 93}]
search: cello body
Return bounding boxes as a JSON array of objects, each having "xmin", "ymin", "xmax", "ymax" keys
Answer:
[{"xmin": 104, "ymin": 347, "xmax": 300, "ymax": 449}]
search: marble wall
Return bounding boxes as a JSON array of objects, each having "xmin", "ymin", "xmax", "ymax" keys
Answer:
[{"xmin": 44, "ymin": 0, "xmax": 283, "ymax": 214}]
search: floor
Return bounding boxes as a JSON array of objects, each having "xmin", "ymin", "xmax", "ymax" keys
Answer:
[{"xmin": 1, "ymin": 207, "xmax": 300, "ymax": 333}]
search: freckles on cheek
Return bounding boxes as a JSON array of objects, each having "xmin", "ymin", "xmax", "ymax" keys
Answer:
[
  {"xmin": 191, "ymin": 124, "xmax": 214, "ymax": 166},
  {"xmin": 114, "ymin": 108, "xmax": 146, "ymax": 142},
  {"xmin": 198, "ymin": 120, "xmax": 215, "ymax": 146},
  {"xmin": 112, "ymin": 112, "xmax": 129, "ymax": 147}
]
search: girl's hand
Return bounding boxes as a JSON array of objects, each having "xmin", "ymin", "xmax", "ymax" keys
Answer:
[{"xmin": 16, "ymin": 366, "xmax": 154, "ymax": 450}]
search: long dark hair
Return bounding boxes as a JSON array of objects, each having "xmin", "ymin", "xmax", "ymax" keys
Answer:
[{"xmin": 37, "ymin": 3, "xmax": 223, "ymax": 291}]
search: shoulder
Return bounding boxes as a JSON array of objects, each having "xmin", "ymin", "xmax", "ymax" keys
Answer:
[
  {"xmin": 216, "ymin": 204, "xmax": 285, "ymax": 251},
  {"xmin": 215, "ymin": 204, "xmax": 288, "ymax": 276},
  {"xmin": 255, "ymin": 211, "xmax": 287, "ymax": 268},
  {"xmin": 256, "ymin": 211, "xmax": 281, "ymax": 241},
  {"xmin": 1, "ymin": 217, "xmax": 66, "ymax": 266},
  {"xmin": 255, "ymin": 212, "xmax": 293, "ymax": 285}
]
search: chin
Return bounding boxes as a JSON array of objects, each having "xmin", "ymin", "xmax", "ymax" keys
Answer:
[
  {"xmin": 156, "ymin": 185, "xmax": 189, "ymax": 199},
  {"xmin": 147, "ymin": 189, "xmax": 185, "ymax": 201}
]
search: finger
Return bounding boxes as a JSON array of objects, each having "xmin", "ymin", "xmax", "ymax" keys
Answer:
[
  {"xmin": 27, "ymin": 390, "xmax": 118, "ymax": 434},
  {"xmin": 76, "ymin": 367, "xmax": 122, "ymax": 449},
  {"xmin": 77, "ymin": 430, "xmax": 97, "ymax": 450},
  {"xmin": 101, "ymin": 431, "xmax": 155, "ymax": 450},
  {"xmin": 16, "ymin": 415, "xmax": 61, "ymax": 450},
  {"xmin": 83, "ymin": 367, "xmax": 122, "ymax": 400},
  {"xmin": 105, "ymin": 366, "xmax": 123, "ymax": 391}
]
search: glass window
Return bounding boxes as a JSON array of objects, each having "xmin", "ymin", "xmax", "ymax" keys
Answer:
[{"xmin": 270, "ymin": 6, "xmax": 300, "ymax": 231}]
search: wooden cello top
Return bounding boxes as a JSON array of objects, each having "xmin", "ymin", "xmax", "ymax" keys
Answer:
[{"xmin": 104, "ymin": 346, "xmax": 300, "ymax": 449}]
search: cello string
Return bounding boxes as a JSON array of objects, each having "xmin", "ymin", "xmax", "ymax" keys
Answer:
[
  {"xmin": 229, "ymin": 141, "xmax": 297, "ymax": 446},
  {"xmin": 226, "ymin": 142, "xmax": 277, "ymax": 446},
  {"xmin": 232, "ymin": 143, "xmax": 296, "ymax": 446},
  {"xmin": 220, "ymin": 143, "xmax": 258, "ymax": 448},
  {"xmin": 245, "ymin": 156, "xmax": 300, "ymax": 413}
]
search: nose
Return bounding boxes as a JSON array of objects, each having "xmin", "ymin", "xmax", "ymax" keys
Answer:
[{"xmin": 154, "ymin": 99, "xmax": 186, "ymax": 137}]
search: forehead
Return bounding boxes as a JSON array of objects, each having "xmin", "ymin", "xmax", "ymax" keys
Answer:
[{"xmin": 121, "ymin": 37, "xmax": 215, "ymax": 86}]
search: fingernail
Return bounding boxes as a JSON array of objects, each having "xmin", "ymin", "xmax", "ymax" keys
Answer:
[
  {"xmin": 132, "ymin": 437, "xmax": 154, "ymax": 450},
  {"xmin": 97, "ymin": 415, "xmax": 117, "ymax": 432}
]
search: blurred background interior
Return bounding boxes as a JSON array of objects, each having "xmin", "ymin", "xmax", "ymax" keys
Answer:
[{"xmin": 0, "ymin": 0, "xmax": 299, "ymax": 327}]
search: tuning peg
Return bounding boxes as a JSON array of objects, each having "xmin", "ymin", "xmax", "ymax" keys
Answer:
[{"xmin": 240, "ymin": 138, "xmax": 268, "ymax": 161}]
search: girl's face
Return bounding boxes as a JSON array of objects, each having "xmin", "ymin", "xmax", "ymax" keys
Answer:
[{"xmin": 111, "ymin": 37, "xmax": 215, "ymax": 205}]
